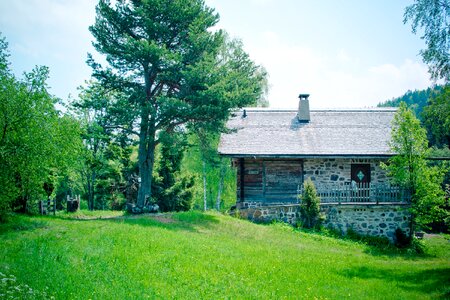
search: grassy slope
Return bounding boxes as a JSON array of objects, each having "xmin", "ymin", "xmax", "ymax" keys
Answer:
[{"xmin": 1, "ymin": 211, "xmax": 449, "ymax": 299}]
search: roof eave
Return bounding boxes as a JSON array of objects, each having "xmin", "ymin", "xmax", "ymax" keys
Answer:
[{"xmin": 218, "ymin": 153, "xmax": 394, "ymax": 159}]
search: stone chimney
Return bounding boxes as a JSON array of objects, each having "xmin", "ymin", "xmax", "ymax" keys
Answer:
[{"xmin": 297, "ymin": 94, "xmax": 310, "ymax": 122}]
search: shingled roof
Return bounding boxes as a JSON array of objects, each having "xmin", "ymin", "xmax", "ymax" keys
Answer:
[{"xmin": 218, "ymin": 108, "xmax": 397, "ymax": 157}]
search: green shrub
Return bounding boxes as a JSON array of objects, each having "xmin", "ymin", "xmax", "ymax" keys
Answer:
[
  {"xmin": 409, "ymin": 237, "xmax": 426, "ymax": 254},
  {"xmin": 299, "ymin": 179, "xmax": 321, "ymax": 229}
]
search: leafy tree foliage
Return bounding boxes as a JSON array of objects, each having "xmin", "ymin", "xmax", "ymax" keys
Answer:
[
  {"xmin": 181, "ymin": 133, "xmax": 237, "ymax": 211},
  {"xmin": 299, "ymin": 179, "xmax": 321, "ymax": 229},
  {"xmin": 422, "ymin": 85, "xmax": 450, "ymax": 147},
  {"xmin": 88, "ymin": 0, "xmax": 266, "ymax": 207},
  {"xmin": 404, "ymin": 0, "xmax": 450, "ymax": 82},
  {"xmin": 0, "ymin": 35, "xmax": 82, "ymax": 216},
  {"xmin": 73, "ymin": 82, "xmax": 112, "ymax": 210},
  {"xmin": 190, "ymin": 127, "xmax": 220, "ymax": 211},
  {"xmin": 384, "ymin": 102, "xmax": 447, "ymax": 232},
  {"xmin": 72, "ymin": 81, "xmax": 137, "ymax": 210}
]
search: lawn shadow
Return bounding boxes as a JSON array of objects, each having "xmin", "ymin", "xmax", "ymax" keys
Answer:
[
  {"xmin": 310, "ymin": 228, "xmax": 437, "ymax": 260},
  {"xmin": 340, "ymin": 266, "xmax": 450, "ymax": 298},
  {"xmin": 55, "ymin": 210, "xmax": 221, "ymax": 233},
  {"xmin": 0, "ymin": 215, "xmax": 48, "ymax": 235},
  {"xmin": 360, "ymin": 244, "xmax": 435, "ymax": 260}
]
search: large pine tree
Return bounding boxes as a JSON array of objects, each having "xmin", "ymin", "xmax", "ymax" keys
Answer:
[{"xmin": 88, "ymin": 0, "xmax": 266, "ymax": 207}]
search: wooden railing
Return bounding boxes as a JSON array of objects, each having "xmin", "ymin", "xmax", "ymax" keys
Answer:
[{"xmin": 297, "ymin": 182, "xmax": 411, "ymax": 204}]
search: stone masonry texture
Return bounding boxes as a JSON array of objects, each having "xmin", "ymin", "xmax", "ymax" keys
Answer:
[{"xmin": 238, "ymin": 203, "xmax": 410, "ymax": 243}]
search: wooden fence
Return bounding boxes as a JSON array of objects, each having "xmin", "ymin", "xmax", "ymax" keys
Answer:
[
  {"xmin": 297, "ymin": 182, "xmax": 411, "ymax": 204},
  {"xmin": 38, "ymin": 198, "xmax": 56, "ymax": 215},
  {"xmin": 38, "ymin": 195, "xmax": 81, "ymax": 215}
]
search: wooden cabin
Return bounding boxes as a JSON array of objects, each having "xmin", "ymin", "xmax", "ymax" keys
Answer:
[{"xmin": 218, "ymin": 95, "xmax": 405, "ymax": 208}]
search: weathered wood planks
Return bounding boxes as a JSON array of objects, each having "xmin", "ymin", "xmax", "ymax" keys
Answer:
[{"xmin": 235, "ymin": 158, "xmax": 303, "ymax": 203}]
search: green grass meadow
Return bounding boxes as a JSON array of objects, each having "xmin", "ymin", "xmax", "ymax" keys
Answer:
[{"xmin": 1, "ymin": 211, "xmax": 449, "ymax": 299}]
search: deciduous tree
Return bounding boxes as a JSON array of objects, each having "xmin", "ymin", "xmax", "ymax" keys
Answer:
[
  {"xmin": 404, "ymin": 0, "xmax": 450, "ymax": 82},
  {"xmin": 384, "ymin": 102, "xmax": 447, "ymax": 233},
  {"xmin": 0, "ymin": 35, "xmax": 82, "ymax": 215},
  {"xmin": 73, "ymin": 81, "xmax": 137, "ymax": 210}
]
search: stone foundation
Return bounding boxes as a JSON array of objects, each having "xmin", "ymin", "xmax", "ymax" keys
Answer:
[{"xmin": 237, "ymin": 203, "xmax": 410, "ymax": 242}]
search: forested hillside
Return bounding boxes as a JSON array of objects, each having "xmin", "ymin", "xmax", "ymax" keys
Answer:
[
  {"xmin": 377, "ymin": 85, "xmax": 444, "ymax": 118},
  {"xmin": 378, "ymin": 85, "xmax": 449, "ymax": 148}
]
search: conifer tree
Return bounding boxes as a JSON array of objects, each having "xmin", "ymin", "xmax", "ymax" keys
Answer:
[
  {"xmin": 300, "ymin": 179, "xmax": 321, "ymax": 229},
  {"xmin": 88, "ymin": 0, "xmax": 266, "ymax": 207}
]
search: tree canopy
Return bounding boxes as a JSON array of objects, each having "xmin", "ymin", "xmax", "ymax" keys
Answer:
[
  {"xmin": 404, "ymin": 0, "xmax": 450, "ymax": 82},
  {"xmin": 88, "ymin": 0, "xmax": 267, "ymax": 207},
  {"xmin": 422, "ymin": 85, "xmax": 450, "ymax": 147},
  {"xmin": 384, "ymin": 102, "xmax": 447, "ymax": 232},
  {"xmin": 0, "ymin": 35, "xmax": 82, "ymax": 215}
]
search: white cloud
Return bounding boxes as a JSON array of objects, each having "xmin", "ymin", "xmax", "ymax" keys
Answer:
[
  {"xmin": 244, "ymin": 32, "xmax": 432, "ymax": 108},
  {"xmin": 337, "ymin": 49, "xmax": 351, "ymax": 63},
  {"xmin": 0, "ymin": 1, "xmax": 433, "ymax": 107}
]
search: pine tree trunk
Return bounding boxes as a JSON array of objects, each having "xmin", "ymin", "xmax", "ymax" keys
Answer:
[
  {"xmin": 137, "ymin": 113, "xmax": 156, "ymax": 208},
  {"xmin": 203, "ymin": 160, "xmax": 207, "ymax": 211},
  {"xmin": 137, "ymin": 142, "xmax": 155, "ymax": 208},
  {"xmin": 216, "ymin": 158, "xmax": 225, "ymax": 211}
]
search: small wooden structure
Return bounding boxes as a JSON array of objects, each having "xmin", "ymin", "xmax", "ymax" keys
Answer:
[{"xmin": 67, "ymin": 195, "xmax": 80, "ymax": 212}]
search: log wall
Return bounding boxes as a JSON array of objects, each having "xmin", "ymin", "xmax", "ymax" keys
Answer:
[{"xmin": 236, "ymin": 158, "xmax": 303, "ymax": 205}]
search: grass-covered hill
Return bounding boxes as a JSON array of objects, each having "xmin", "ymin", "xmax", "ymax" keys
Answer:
[{"xmin": 1, "ymin": 211, "xmax": 449, "ymax": 299}]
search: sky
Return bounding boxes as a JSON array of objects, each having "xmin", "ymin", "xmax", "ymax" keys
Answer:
[{"xmin": 0, "ymin": 0, "xmax": 434, "ymax": 108}]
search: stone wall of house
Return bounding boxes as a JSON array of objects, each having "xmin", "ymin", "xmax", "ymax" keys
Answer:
[
  {"xmin": 321, "ymin": 204, "xmax": 410, "ymax": 241},
  {"xmin": 238, "ymin": 203, "xmax": 410, "ymax": 242},
  {"xmin": 303, "ymin": 158, "xmax": 388, "ymax": 186}
]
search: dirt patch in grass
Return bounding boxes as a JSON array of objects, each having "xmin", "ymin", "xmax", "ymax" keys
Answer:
[
  {"xmin": 148, "ymin": 214, "xmax": 176, "ymax": 224},
  {"xmin": 424, "ymin": 233, "xmax": 445, "ymax": 238},
  {"xmin": 62, "ymin": 211, "xmax": 178, "ymax": 225},
  {"xmin": 114, "ymin": 213, "xmax": 177, "ymax": 224}
]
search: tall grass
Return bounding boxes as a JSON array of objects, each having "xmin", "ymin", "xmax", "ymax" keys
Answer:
[{"xmin": 1, "ymin": 211, "xmax": 449, "ymax": 299}]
